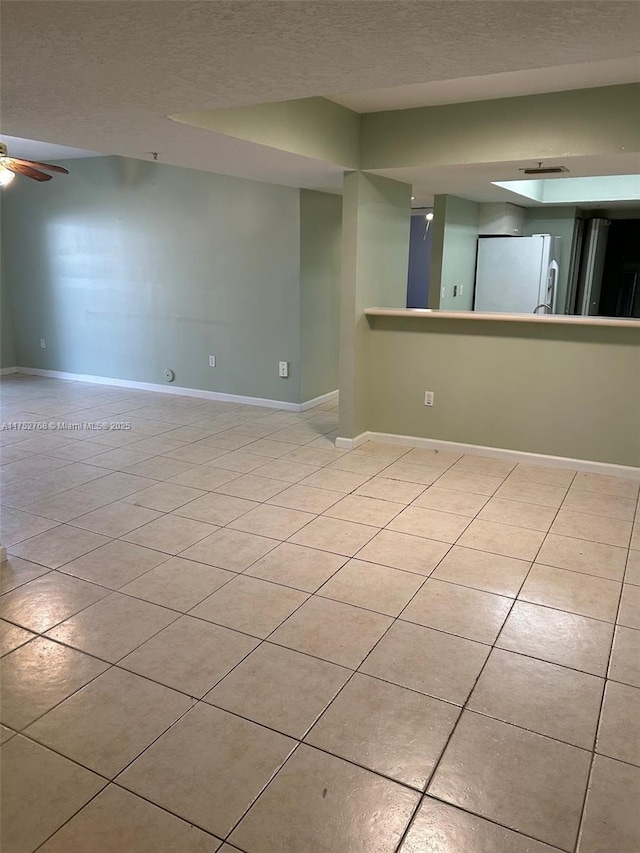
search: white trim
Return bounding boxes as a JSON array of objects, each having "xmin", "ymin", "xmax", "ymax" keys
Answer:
[
  {"xmin": 299, "ymin": 389, "xmax": 339, "ymax": 411},
  {"xmin": 14, "ymin": 367, "xmax": 336, "ymax": 413},
  {"xmin": 335, "ymin": 430, "xmax": 640, "ymax": 479},
  {"xmin": 0, "ymin": 367, "xmax": 18, "ymax": 375}
]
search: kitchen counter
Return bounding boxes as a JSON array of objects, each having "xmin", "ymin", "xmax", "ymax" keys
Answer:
[{"xmin": 364, "ymin": 308, "xmax": 639, "ymax": 328}]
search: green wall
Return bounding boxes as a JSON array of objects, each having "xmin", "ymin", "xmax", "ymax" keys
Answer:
[
  {"xmin": 366, "ymin": 316, "xmax": 640, "ymax": 467},
  {"xmin": 523, "ymin": 207, "xmax": 578, "ymax": 313},
  {"xmin": 434, "ymin": 195, "xmax": 480, "ymax": 310},
  {"xmin": 339, "ymin": 172, "xmax": 411, "ymax": 437},
  {"xmin": 2, "ymin": 156, "xmax": 318, "ymax": 403},
  {"xmin": 299, "ymin": 189, "xmax": 342, "ymax": 401}
]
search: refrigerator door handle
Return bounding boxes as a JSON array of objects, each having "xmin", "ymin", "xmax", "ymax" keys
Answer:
[{"xmin": 546, "ymin": 260, "xmax": 559, "ymax": 313}]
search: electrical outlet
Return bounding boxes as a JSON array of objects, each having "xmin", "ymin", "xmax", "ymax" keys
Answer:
[
  {"xmin": 208, "ymin": 355, "xmax": 216, "ymax": 367},
  {"xmin": 453, "ymin": 285, "xmax": 458, "ymax": 297},
  {"xmin": 278, "ymin": 361, "xmax": 289, "ymax": 378},
  {"xmin": 40, "ymin": 338, "xmax": 46, "ymax": 349},
  {"xmin": 424, "ymin": 391, "xmax": 435, "ymax": 407}
]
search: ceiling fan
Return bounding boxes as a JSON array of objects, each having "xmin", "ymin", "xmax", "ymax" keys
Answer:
[{"xmin": 0, "ymin": 142, "xmax": 69, "ymax": 185}]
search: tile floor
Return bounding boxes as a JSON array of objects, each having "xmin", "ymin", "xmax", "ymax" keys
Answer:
[{"xmin": 1, "ymin": 374, "xmax": 639, "ymax": 852}]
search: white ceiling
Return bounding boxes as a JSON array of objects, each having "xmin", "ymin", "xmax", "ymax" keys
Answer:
[{"xmin": 2, "ymin": 1, "xmax": 639, "ymax": 199}]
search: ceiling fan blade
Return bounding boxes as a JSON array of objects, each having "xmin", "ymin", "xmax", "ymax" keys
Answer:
[
  {"xmin": 4, "ymin": 162, "xmax": 53, "ymax": 181},
  {"xmin": 4, "ymin": 157, "xmax": 69, "ymax": 174}
]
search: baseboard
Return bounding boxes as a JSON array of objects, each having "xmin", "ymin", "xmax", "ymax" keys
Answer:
[
  {"xmin": 299, "ymin": 389, "xmax": 339, "ymax": 412},
  {"xmin": 0, "ymin": 367, "xmax": 18, "ymax": 375},
  {"xmin": 335, "ymin": 430, "xmax": 640, "ymax": 479},
  {"xmin": 13, "ymin": 367, "xmax": 336, "ymax": 413}
]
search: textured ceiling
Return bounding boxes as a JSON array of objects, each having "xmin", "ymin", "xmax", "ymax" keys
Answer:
[{"xmin": 2, "ymin": 1, "xmax": 640, "ymax": 196}]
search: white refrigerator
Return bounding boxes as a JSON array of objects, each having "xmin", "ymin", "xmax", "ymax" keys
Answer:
[{"xmin": 474, "ymin": 234, "xmax": 561, "ymax": 314}]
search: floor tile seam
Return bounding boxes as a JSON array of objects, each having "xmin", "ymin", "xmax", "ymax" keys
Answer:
[
  {"xmin": 531, "ymin": 558, "xmax": 628, "ymax": 585},
  {"xmin": 573, "ymin": 546, "xmax": 631, "ymax": 853},
  {"xmin": 28, "ymin": 774, "xmax": 111, "ymax": 853},
  {"xmin": 622, "ymin": 489, "xmax": 640, "ymax": 584}
]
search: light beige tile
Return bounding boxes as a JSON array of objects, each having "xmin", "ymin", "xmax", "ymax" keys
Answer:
[
  {"xmin": 38, "ymin": 784, "xmax": 221, "ymax": 853},
  {"xmin": 457, "ymin": 519, "xmax": 544, "ymax": 560},
  {"xmin": 9, "ymin": 524, "xmax": 110, "ymax": 569},
  {"xmin": 361, "ymin": 620, "xmax": 489, "ymax": 705},
  {"xmin": 1, "ymin": 555, "xmax": 50, "ymax": 593},
  {"xmin": 122, "ymin": 614, "xmax": 259, "ymax": 697},
  {"xmin": 289, "ymin": 516, "xmax": 379, "ymax": 557},
  {"xmin": 203, "ymin": 449, "xmax": 271, "ymax": 474},
  {"xmin": 0, "ymin": 724, "xmax": 15, "ymax": 744},
  {"xmin": 163, "ymin": 442, "xmax": 229, "ymax": 464},
  {"xmin": 26, "ymin": 667, "xmax": 193, "ymax": 777},
  {"xmin": 388, "ymin": 506, "xmax": 470, "ymax": 543},
  {"xmin": 609, "ymin": 626, "xmax": 640, "ymax": 687},
  {"xmin": 354, "ymin": 476, "xmax": 426, "ymax": 505},
  {"xmin": 412, "ymin": 486, "xmax": 487, "ymax": 517},
  {"xmin": 2, "ymin": 455, "xmax": 72, "ymax": 480},
  {"xmin": 564, "ymin": 488, "xmax": 637, "ymax": 522},
  {"xmin": 90, "ymin": 448, "xmax": 156, "ymax": 471},
  {"xmin": 121, "ymin": 557, "xmax": 235, "ymax": 611},
  {"xmin": 1, "ymin": 637, "xmax": 109, "ymax": 730},
  {"xmin": 118, "ymin": 703, "xmax": 295, "ymax": 838},
  {"xmin": 597, "ymin": 680, "xmax": 640, "ymax": 766},
  {"xmin": 435, "ymin": 469, "xmax": 504, "ymax": 496},
  {"xmin": 1, "ymin": 572, "xmax": 109, "ymax": 632},
  {"xmin": 20, "ymin": 489, "xmax": 116, "ymax": 523},
  {"xmin": 452, "ymin": 455, "xmax": 515, "ymax": 477},
  {"xmin": 578, "ymin": 755, "xmax": 640, "ymax": 853},
  {"xmin": 393, "ymin": 448, "xmax": 461, "ymax": 468},
  {"xmin": 122, "ymin": 514, "xmax": 218, "ymax": 555},
  {"xmin": 271, "ymin": 595, "xmax": 392, "ymax": 668},
  {"xmin": 572, "ymin": 472, "xmax": 639, "ymax": 499},
  {"xmin": 168, "ymin": 466, "xmax": 241, "ymax": 491},
  {"xmin": 374, "ymin": 461, "xmax": 442, "ymax": 486},
  {"xmin": 245, "ymin": 438, "xmax": 300, "ymax": 457},
  {"xmin": 432, "ymin": 545, "xmax": 530, "ymax": 597},
  {"xmin": 266, "ymin": 483, "xmax": 342, "ymax": 514},
  {"xmin": 324, "ymin": 494, "xmax": 404, "ymax": 527},
  {"xmin": 325, "ymin": 453, "xmax": 392, "ymax": 476},
  {"xmin": 298, "ymin": 467, "xmax": 371, "ymax": 494},
  {"xmin": 46, "ymin": 592, "xmax": 178, "ymax": 662},
  {"xmin": 251, "ymin": 458, "xmax": 320, "ymax": 484},
  {"xmin": 520, "ymin": 564, "xmax": 621, "ymax": 622},
  {"xmin": 536, "ymin": 534, "xmax": 628, "ymax": 581},
  {"xmin": 205, "ymin": 643, "xmax": 350, "ymax": 737},
  {"xmin": 39, "ymin": 463, "xmax": 112, "ymax": 489},
  {"xmin": 0, "ymin": 735, "xmax": 105, "ymax": 853},
  {"xmin": 319, "ymin": 559, "xmax": 425, "ymax": 616},
  {"xmin": 228, "ymin": 503, "xmax": 315, "ymax": 540},
  {"xmin": 123, "ymin": 457, "xmax": 197, "ymax": 481},
  {"xmin": 77, "ymin": 471, "xmax": 156, "ymax": 500},
  {"xmin": 0, "ymin": 507, "xmax": 59, "ymax": 546},
  {"xmin": 215, "ymin": 473, "xmax": 287, "ymax": 501},
  {"xmin": 626, "ymin": 549, "xmax": 640, "ymax": 585},
  {"xmin": 353, "ymin": 441, "xmax": 410, "ymax": 459},
  {"xmin": 478, "ymin": 497, "xmax": 555, "ymax": 532},
  {"xmin": 190, "ymin": 575, "xmax": 308, "ymax": 638},
  {"xmin": 181, "ymin": 527, "xmax": 278, "ymax": 571},
  {"xmin": 70, "ymin": 501, "xmax": 161, "ymax": 537},
  {"xmin": 469, "ymin": 647, "xmax": 604, "ymax": 749},
  {"xmin": 508, "ymin": 463, "xmax": 576, "ymax": 488},
  {"xmin": 551, "ymin": 510, "xmax": 632, "ymax": 548},
  {"xmin": 497, "ymin": 601, "xmax": 614, "ymax": 676},
  {"xmin": 632, "ymin": 522, "xmax": 640, "ymax": 550},
  {"xmin": 356, "ymin": 530, "xmax": 449, "ymax": 577},
  {"xmin": 401, "ymin": 579, "xmax": 511, "ymax": 644},
  {"xmin": 0, "ymin": 619, "xmax": 36, "ymax": 656},
  {"xmin": 173, "ymin": 492, "xmax": 258, "ymax": 525},
  {"xmin": 400, "ymin": 796, "xmax": 558, "ymax": 853},
  {"xmin": 61, "ymin": 539, "xmax": 169, "ymax": 589},
  {"xmin": 307, "ymin": 673, "xmax": 459, "ymax": 789},
  {"xmin": 123, "ymin": 482, "xmax": 206, "ymax": 512},
  {"xmin": 429, "ymin": 711, "xmax": 591, "ymax": 850},
  {"xmin": 230, "ymin": 744, "xmax": 419, "ymax": 853},
  {"xmin": 245, "ymin": 542, "xmax": 347, "ymax": 592},
  {"xmin": 495, "ymin": 479, "xmax": 567, "ymax": 508},
  {"xmin": 618, "ymin": 583, "xmax": 640, "ymax": 629}
]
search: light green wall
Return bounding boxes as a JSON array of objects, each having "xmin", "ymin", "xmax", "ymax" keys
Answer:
[
  {"xmin": 172, "ymin": 97, "xmax": 360, "ymax": 168},
  {"xmin": 367, "ymin": 316, "xmax": 640, "ymax": 467},
  {"xmin": 299, "ymin": 190, "xmax": 342, "ymax": 401},
  {"xmin": 435, "ymin": 195, "xmax": 480, "ymax": 311},
  {"xmin": 361, "ymin": 84, "xmax": 640, "ymax": 169},
  {"xmin": 2, "ymin": 156, "xmax": 306, "ymax": 402},
  {"xmin": 339, "ymin": 172, "xmax": 411, "ymax": 438},
  {"xmin": 523, "ymin": 207, "xmax": 578, "ymax": 312}
]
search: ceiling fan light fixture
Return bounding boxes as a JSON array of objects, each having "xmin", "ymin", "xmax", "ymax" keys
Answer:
[{"xmin": 0, "ymin": 166, "xmax": 15, "ymax": 186}]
